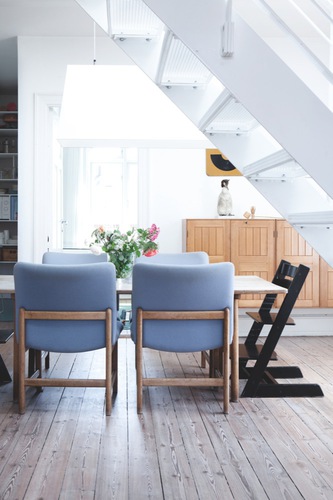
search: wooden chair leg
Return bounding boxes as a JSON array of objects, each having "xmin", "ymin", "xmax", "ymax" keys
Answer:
[
  {"xmin": 223, "ymin": 345, "xmax": 230, "ymax": 414},
  {"xmin": 105, "ymin": 309, "xmax": 112, "ymax": 416},
  {"xmin": 18, "ymin": 309, "xmax": 26, "ymax": 414},
  {"xmin": 231, "ymin": 297, "xmax": 239, "ymax": 402},
  {"xmin": 223, "ymin": 310, "xmax": 230, "ymax": 414},
  {"xmin": 136, "ymin": 309, "xmax": 143, "ymax": 414},
  {"xmin": 112, "ymin": 343, "xmax": 118, "ymax": 397}
]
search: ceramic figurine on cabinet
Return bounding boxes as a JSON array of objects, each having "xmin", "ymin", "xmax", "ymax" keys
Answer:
[{"xmin": 217, "ymin": 179, "xmax": 233, "ymax": 216}]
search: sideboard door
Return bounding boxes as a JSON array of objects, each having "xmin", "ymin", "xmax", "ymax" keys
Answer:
[
  {"xmin": 185, "ymin": 219, "xmax": 230, "ymax": 263},
  {"xmin": 319, "ymin": 259, "xmax": 333, "ymax": 307},
  {"xmin": 276, "ymin": 220, "xmax": 320, "ymax": 307},
  {"xmin": 231, "ymin": 219, "xmax": 276, "ymax": 307}
]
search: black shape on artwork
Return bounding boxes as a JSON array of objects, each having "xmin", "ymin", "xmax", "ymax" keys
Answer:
[{"xmin": 211, "ymin": 154, "xmax": 236, "ymax": 172}]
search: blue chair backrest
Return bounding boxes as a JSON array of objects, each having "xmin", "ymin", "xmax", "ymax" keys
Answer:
[
  {"xmin": 14, "ymin": 262, "xmax": 120, "ymax": 351},
  {"xmin": 131, "ymin": 262, "xmax": 234, "ymax": 352},
  {"xmin": 42, "ymin": 251, "xmax": 108, "ymax": 264},
  {"xmin": 135, "ymin": 252, "xmax": 209, "ymax": 265}
]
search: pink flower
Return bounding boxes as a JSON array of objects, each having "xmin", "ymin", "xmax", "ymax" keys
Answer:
[
  {"xmin": 143, "ymin": 248, "xmax": 158, "ymax": 257},
  {"xmin": 148, "ymin": 224, "xmax": 160, "ymax": 241}
]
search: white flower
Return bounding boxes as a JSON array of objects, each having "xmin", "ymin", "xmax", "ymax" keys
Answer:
[{"xmin": 90, "ymin": 244, "xmax": 103, "ymax": 255}]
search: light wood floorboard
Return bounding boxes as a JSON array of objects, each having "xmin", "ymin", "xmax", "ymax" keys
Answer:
[{"xmin": 0, "ymin": 336, "xmax": 333, "ymax": 499}]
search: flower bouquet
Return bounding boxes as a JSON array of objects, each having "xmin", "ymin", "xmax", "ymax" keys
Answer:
[{"xmin": 90, "ymin": 224, "xmax": 160, "ymax": 278}]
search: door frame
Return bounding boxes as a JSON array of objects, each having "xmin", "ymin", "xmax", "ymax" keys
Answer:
[{"xmin": 33, "ymin": 94, "xmax": 62, "ymax": 262}]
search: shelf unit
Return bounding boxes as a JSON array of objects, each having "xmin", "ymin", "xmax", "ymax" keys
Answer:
[{"xmin": 0, "ymin": 99, "xmax": 18, "ymax": 275}]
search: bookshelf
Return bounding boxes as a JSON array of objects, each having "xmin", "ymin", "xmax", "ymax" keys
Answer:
[{"xmin": 0, "ymin": 97, "xmax": 18, "ymax": 275}]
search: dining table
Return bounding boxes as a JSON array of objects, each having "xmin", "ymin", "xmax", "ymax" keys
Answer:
[{"xmin": 1, "ymin": 274, "xmax": 288, "ymax": 402}]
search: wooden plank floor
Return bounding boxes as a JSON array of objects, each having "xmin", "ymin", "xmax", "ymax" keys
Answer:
[{"xmin": 0, "ymin": 335, "xmax": 333, "ymax": 499}]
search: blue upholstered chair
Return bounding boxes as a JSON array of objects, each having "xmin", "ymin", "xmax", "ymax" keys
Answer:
[
  {"xmin": 29, "ymin": 251, "xmax": 108, "ymax": 376},
  {"xmin": 135, "ymin": 251, "xmax": 210, "ymax": 368},
  {"xmin": 42, "ymin": 251, "xmax": 108, "ymax": 264},
  {"xmin": 135, "ymin": 251, "xmax": 209, "ymax": 265},
  {"xmin": 14, "ymin": 262, "xmax": 123, "ymax": 415},
  {"xmin": 131, "ymin": 262, "xmax": 234, "ymax": 414}
]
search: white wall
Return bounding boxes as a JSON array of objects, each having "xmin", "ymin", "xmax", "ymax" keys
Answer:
[
  {"xmin": 18, "ymin": 36, "xmax": 280, "ymax": 262},
  {"xmin": 147, "ymin": 149, "xmax": 280, "ymax": 253}
]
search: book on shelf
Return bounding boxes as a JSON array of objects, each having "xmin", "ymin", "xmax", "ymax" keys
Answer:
[
  {"xmin": 0, "ymin": 195, "xmax": 10, "ymax": 219},
  {"xmin": 10, "ymin": 194, "xmax": 17, "ymax": 220},
  {"xmin": 0, "ymin": 194, "xmax": 17, "ymax": 220}
]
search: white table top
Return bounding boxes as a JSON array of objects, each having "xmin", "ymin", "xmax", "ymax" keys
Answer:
[
  {"xmin": 233, "ymin": 275, "xmax": 287, "ymax": 295},
  {"xmin": 117, "ymin": 275, "xmax": 287, "ymax": 296},
  {"xmin": 1, "ymin": 274, "xmax": 287, "ymax": 296},
  {"xmin": 0, "ymin": 275, "xmax": 15, "ymax": 294}
]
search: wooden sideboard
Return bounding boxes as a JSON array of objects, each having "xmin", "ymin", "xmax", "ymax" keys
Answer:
[{"xmin": 184, "ymin": 218, "xmax": 328, "ymax": 308}]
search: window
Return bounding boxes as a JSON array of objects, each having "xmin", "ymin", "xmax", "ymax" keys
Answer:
[{"xmin": 62, "ymin": 147, "xmax": 139, "ymax": 248}]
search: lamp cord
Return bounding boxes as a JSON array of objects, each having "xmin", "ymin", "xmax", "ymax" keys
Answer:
[{"xmin": 93, "ymin": 21, "xmax": 96, "ymax": 65}]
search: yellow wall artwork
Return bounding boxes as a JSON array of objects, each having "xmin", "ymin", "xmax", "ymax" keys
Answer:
[{"xmin": 206, "ymin": 149, "xmax": 242, "ymax": 176}]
